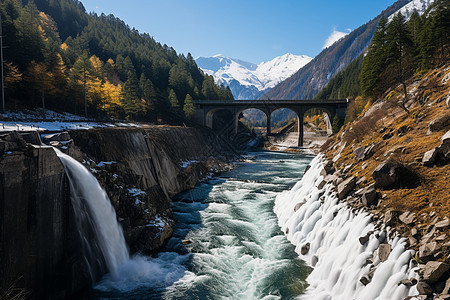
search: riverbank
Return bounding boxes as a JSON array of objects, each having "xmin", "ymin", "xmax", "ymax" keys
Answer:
[{"xmin": 282, "ymin": 65, "xmax": 450, "ymax": 299}]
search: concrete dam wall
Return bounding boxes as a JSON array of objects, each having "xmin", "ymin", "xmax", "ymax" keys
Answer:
[{"xmin": 0, "ymin": 126, "xmax": 237, "ymax": 299}]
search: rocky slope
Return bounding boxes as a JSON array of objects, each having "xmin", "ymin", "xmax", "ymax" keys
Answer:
[
  {"xmin": 0, "ymin": 126, "xmax": 238, "ymax": 298},
  {"xmin": 318, "ymin": 64, "xmax": 450, "ymax": 299}
]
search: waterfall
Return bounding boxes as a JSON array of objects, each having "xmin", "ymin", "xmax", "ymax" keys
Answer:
[
  {"xmin": 274, "ymin": 154, "xmax": 420, "ymax": 300},
  {"xmin": 54, "ymin": 149, "xmax": 129, "ymax": 279}
]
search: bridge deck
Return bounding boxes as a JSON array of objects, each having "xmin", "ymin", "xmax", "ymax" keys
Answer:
[{"xmin": 194, "ymin": 99, "xmax": 349, "ymax": 106}]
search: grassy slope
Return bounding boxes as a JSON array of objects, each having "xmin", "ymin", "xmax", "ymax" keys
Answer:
[{"xmin": 321, "ymin": 64, "xmax": 450, "ymax": 253}]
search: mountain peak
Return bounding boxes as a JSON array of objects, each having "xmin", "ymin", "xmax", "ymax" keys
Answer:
[{"xmin": 196, "ymin": 53, "xmax": 312, "ymax": 100}]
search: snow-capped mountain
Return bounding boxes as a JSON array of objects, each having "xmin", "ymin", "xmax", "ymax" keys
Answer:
[
  {"xmin": 388, "ymin": 0, "xmax": 434, "ymax": 21},
  {"xmin": 196, "ymin": 53, "xmax": 312, "ymax": 100}
]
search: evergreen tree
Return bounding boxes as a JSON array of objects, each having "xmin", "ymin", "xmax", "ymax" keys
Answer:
[
  {"xmin": 386, "ymin": 12, "xmax": 414, "ymax": 112},
  {"xmin": 121, "ymin": 70, "xmax": 142, "ymax": 117},
  {"xmin": 360, "ymin": 16, "xmax": 388, "ymax": 98},
  {"xmin": 183, "ymin": 94, "xmax": 195, "ymax": 120},
  {"xmin": 169, "ymin": 89, "xmax": 179, "ymax": 109}
]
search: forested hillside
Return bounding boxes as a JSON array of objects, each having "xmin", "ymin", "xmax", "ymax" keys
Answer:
[
  {"xmin": 0, "ymin": 0, "xmax": 233, "ymax": 121},
  {"xmin": 317, "ymin": 0, "xmax": 449, "ymax": 127}
]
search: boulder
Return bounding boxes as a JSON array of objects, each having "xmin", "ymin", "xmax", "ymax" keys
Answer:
[
  {"xmin": 417, "ymin": 281, "xmax": 433, "ymax": 295},
  {"xmin": 422, "ymin": 261, "xmax": 450, "ymax": 283},
  {"xmin": 372, "ymin": 159, "xmax": 420, "ymax": 189},
  {"xmin": 423, "ymin": 148, "xmax": 439, "ymax": 166},
  {"xmin": 361, "ymin": 186, "xmax": 378, "ymax": 207},
  {"xmin": 399, "ymin": 211, "xmax": 416, "ymax": 225},
  {"xmin": 419, "ymin": 242, "xmax": 438, "ymax": 262},
  {"xmin": 354, "ymin": 146, "xmax": 365, "ymax": 161},
  {"xmin": 337, "ymin": 176, "xmax": 356, "ymax": 200},
  {"xmin": 301, "ymin": 243, "xmax": 310, "ymax": 255},
  {"xmin": 429, "ymin": 114, "xmax": 450, "ymax": 132},
  {"xmin": 379, "ymin": 244, "xmax": 391, "ymax": 262}
]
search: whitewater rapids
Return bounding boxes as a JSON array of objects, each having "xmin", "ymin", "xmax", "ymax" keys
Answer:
[{"xmin": 274, "ymin": 154, "xmax": 420, "ymax": 300}]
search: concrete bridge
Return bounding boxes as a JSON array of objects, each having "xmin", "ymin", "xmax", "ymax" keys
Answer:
[{"xmin": 193, "ymin": 99, "xmax": 349, "ymax": 147}]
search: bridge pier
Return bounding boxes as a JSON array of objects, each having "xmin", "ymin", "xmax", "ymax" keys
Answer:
[{"xmin": 266, "ymin": 113, "xmax": 271, "ymax": 135}]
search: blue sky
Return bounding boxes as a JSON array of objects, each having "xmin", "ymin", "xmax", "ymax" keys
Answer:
[{"xmin": 82, "ymin": 0, "xmax": 394, "ymax": 63}]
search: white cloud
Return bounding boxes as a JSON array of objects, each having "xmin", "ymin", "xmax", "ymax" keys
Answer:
[{"xmin": 323, "ymin": 27, "xmax": 351, "ymax": 49}]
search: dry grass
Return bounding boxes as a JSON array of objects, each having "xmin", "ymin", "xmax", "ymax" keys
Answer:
[{"xmin": 325, "ymin": 64, "xmax": 450, "ymax": 224}]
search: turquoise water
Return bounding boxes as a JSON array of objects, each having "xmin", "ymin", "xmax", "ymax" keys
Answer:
[{"xmin": 94, "ymin": 151, "xmax": 313, "ymax": 299}]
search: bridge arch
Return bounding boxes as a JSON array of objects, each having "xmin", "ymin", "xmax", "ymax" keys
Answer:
[
  {"xmin": 206, "ymin": 108, "xmax": 235, "ymax": 132},
  {"xmin": 235, "ymin": 108, "xmax": 269, "ymax": 134},
  {"xmin": 303, "ymin": 107, "xmax": 335, "ymax": 136}
]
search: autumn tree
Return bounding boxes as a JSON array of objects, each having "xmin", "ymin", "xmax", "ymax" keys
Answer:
[{"xmin": 25, "ymin": 61, "xmax": 52, "ymax": 112}]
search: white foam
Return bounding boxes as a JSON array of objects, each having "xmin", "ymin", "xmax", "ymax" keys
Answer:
[{"xmin": 274, "ymin": 155, "xmax": 419, "ymax": 300}]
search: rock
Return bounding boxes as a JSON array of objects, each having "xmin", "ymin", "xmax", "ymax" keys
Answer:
[
  {"xmin": 304, "ymin": 165, "xmax": 311, "ymax": 174},
  {"xmin": 423, "ymin": 148, "xmax": 440, "ymax": 166},
  {"xmin": 317, "ymin": 179, "xmax": 326, "ymax": 190},
  {"xmin": 398, "ymin": 278, "xmax": 418, "ymax": 287},
  {"xmin": 323, "ymin": 161, "xmax": 335, "ymax": 174},
  {"xmin": 324, "ymin": 174, "xmax": 339, "ymax": 184},
  {"xmin": 301, "ymin": 243, "xmax": 310, "ymax": 255},
  {"xmin": 294, "ymin": 202, "xmax": 304, "ymax": 212},
  {"xmin": 360, "ymin": 275, "xmax": 371, "ymax": 286},
  {"xmin": 379, "ymin": 244, "xmax": 391, "ymax": 262},
  {"xmin": 399, "ymin": 211, "xmax": 416, "ymax": 225},
  {"xmin": 372, "ymin": 158, "xmax": 420, "ymax": 189},
  {"xmin": 443, "ymin": 277, "xmax": 450, "ymax": 294},
  {"xmin": 311, "ymin": 255, "xmax": 318, "ymax": 267},
  {"xmin": 417, "ymin": 281, "xmax": 433, "ymax": 295},
  {"xmin": 429, "ymin": 114, "xmax": 450, "ymax": 132},
  {"xmin": 385, "ymin": 210, "xmax": 394, "ymax": 226},
  {"xmin": 359, "ymin": 232, "xmax": 372, "ymax": 245},
  {"xmin": 422, "ymin": 261, "xmax": 450, "ymax": 283},
  {"xmin": 440, "ymin": 130, "xmax": 450, "ymax": 161},
  {"xmin": 411, "ymin": 227, "xmax": 419, "ymax": 238},
  {"xmin": 354, "ymin": 146, "xmax": 366, "ymax": 161},
  {"xmin": 436, "ymin": 234, "xmax": 447, "ymax": 242},
  {"xmin": 337, "ymin": 176, "xmax": 356, "ymax": 200},
  {"xmin": 419, "ymin": 242, "xmax": 438, "ymax": 262},
  {"xmin": 19, "ymin": 132, "xmax": 42, "ymax": 145},
  {"xmin": 364, "ymin": 144, "xmax": 375, "ymax": 159},
  {"xmin": 182, "ymin": 239, "xmax": 193, "ymax": 245},
  {"xmin": 361, "ymin": 187, "xmax": 378, "ymax": 207},
  {"xmin": 436, "ymin": 218, "xmax": 450, "ymax": 229},
  {"xmin": 409, "ymin": 236, "xmax": 418, "ymax": 247},
  {"xmin": 42, "ymin": 132, "xmax": 71, "ymax": 143}
]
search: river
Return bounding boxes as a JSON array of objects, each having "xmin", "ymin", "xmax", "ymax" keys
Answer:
[{"xmin": 93, "ymin": 150, "xmax": 314, "ymax": 299}]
